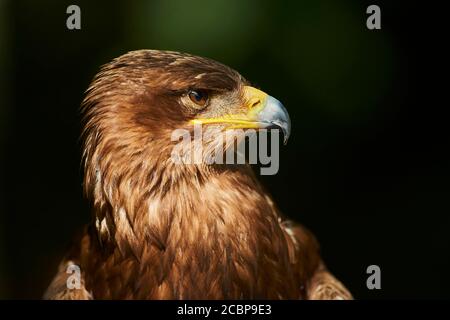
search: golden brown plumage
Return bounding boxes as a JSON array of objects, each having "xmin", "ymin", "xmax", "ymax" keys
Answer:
[{"xmin": 44, "ymin": 50, "xmax": 352, "ymax": 300}]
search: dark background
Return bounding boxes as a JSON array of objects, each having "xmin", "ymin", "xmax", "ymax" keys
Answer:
[{"xmin": 0, "ymin": 0, "xmax": 448, "ymax": 299}]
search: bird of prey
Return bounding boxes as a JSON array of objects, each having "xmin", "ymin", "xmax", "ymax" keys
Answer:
[{"xmin": 44, "ymin": 50, "xmax": 352, "ymax": 300}]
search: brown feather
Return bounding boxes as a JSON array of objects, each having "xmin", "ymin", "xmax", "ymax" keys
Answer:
[{"xmin": 45, "ymin": 50, "xmax": 351, "ymax": 300}]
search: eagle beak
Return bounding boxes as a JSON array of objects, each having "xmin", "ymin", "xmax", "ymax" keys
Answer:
[
  {"xmin": 247, "ymin": 86, "xmax": 291, "ymax": 145},
  {"xmin": 191, "ymin": 86, "xmax": 291, "ymax": 144}
]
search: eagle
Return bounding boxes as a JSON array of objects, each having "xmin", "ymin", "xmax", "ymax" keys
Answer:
[{"xmin": 44, "ymin": 50, "xmax": 352, "ymax": 300}]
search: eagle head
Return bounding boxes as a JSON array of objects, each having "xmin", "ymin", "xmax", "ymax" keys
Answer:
[{"xmin": 81, "ymin": 50, "xmax": 290, "ymax": 206}]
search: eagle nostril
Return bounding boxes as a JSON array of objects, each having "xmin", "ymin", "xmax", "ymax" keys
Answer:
[{"xmin": 249, "ymin": 98, "xmax": 261, "ymax": 109}]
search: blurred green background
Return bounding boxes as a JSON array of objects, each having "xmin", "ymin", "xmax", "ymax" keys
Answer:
[{"xmin": 0, "ymin": 0, "xmax": 448, "ymax": 299}]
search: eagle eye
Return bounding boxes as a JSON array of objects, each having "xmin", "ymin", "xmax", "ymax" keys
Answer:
[{"xmin": 188, "ymin": 90, "xmax": 209, "ymax": 108}]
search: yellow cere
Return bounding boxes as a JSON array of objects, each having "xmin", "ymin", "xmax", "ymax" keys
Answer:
[{"xmin": 190, "ymin": 86, "xmax": 269, "ymax": 129}]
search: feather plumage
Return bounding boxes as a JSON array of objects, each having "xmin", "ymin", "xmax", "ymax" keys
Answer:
[{"xmin": 45, "ymin": 50, "xmax": 352, "ymax": 300}]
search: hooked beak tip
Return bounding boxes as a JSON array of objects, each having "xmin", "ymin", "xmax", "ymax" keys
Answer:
[{"xmin": 258, "ymin": 95, "xmax": 291, "ymax": 144}]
